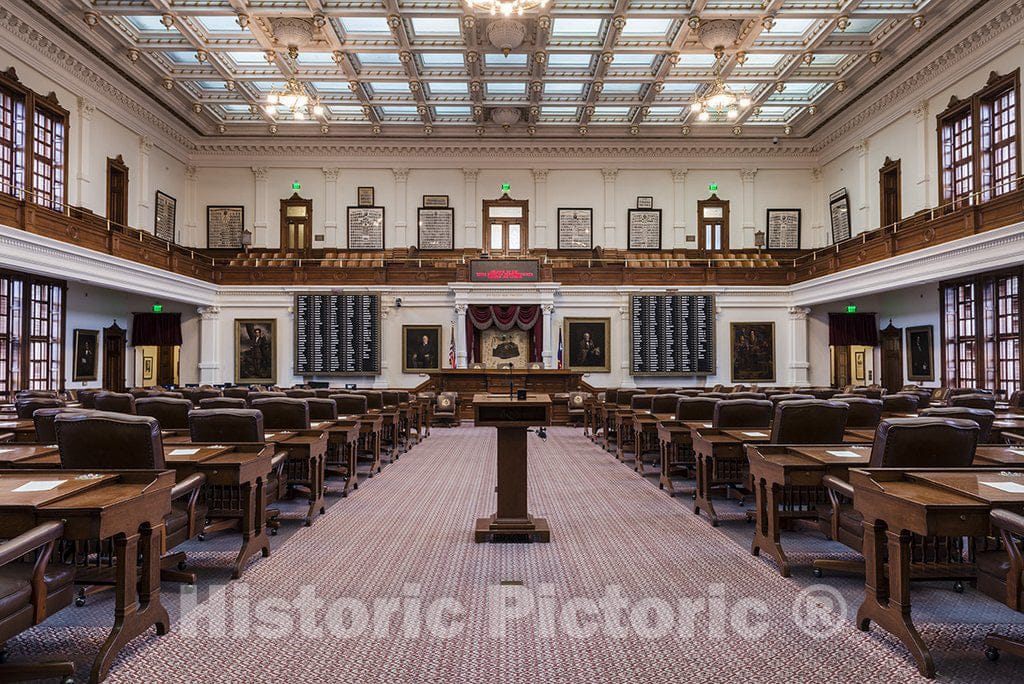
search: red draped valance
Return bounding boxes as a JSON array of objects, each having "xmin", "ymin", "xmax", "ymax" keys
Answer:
[
  {"xmin": 131, "ymin": 312, "xmax": 183, "ymax": 347},
  {"xmin": 828, "ymin": 312, "xmax": 878, "ymax": 347},
  {"xmin": 466, "ymin": 305, "xmax": 543, "ymax": 363}
]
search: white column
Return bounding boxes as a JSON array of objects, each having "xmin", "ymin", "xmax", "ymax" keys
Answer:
[
  {"xmin": 856, "ymin": 140, "xmax": 870, "ymax": 233},
  {"xmin": 811, "ymin": 167, "xmax": 825, "ymax": 247},
  {"xmin": 323, "ymin": 168, "xmax": 340, "ymax": 247},
  {"xmin": 184, "ymin": 166, "xmax": 198, "ymax": 246},
  {"xmin": 76, "ymin": 98, "xmax": 94, "ymax": 206},
  {"xmin": 618, "ymin": 302, "xmax": 635, "ymax": 388},
  {"xmin": 912, "ymin": 100, "xmax": 931, "ymax": 210},
  {"xmin": 602, "ymin": 168, "xmax": 617, "ymax": 246},
  {"xmin": 541, "ymin": 304, "xmax": 554, "ymax": 368},
  {"xmin": 455, "ymin": 304, "xmax": 468, "ymax": 368},
  {"xmin": 252, "ymin": 167, "xmax": 270, "ymax": 247},
  {"xmin": 788, "ymin": 306, "xmax": 811, "ymax": 386},
  {"xmin": 393, "ymin": 168, "xmax": 409, "ymax": 247},
  {"xmin": 671, "ymin": 168, "xmax": 687, "ymax": 247},
  {"xmin": 137, "ymin": 137, "xmax": 152, "ymax": 232},
  {"xmin": 197, "ymin": 306, "xmax": 221, "ymax": 384},
  {"xmin": 740, "ymin": 168, "xmax": 757, "ymax": 248},
  {"xmin": 463, "ymin": 169, "xmax": 478, "ymax": 248},
  {"xmin": 532, "ymin": 169, "xmax": 548, "ymax": 248}
]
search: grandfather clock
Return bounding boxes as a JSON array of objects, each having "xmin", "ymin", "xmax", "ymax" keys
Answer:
[{"xmin": 879, "ymin": 320, "xmax": 904, "ymax": 394}]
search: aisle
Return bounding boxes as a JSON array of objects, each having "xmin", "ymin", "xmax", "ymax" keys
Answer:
[{"xmin": 12, "ymin": 427, "xmax": 1020, "ymax": 682}]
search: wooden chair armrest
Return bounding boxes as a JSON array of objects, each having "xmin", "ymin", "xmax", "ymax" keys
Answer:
[
  {"xmin": 1002, "ymin": 431, "xmax": 1024, "ymax": 445},
  {"xmin": 170, "ymin": 472, "xmax": 206, "ymax": 501},
  {"xmin": 992, "ymin": 509, "xmax": 1024, "ymax": 537},
  {"xmin": 822, "ymin": 474, "xmax": 854, "ymax": 499},
  {"xmin": 0, "ymin": 432, "xmax": 14, "ymax": 443},
  {"xmin": 0, "ymin": 521, "xmax": 64, "ymax": 566}
]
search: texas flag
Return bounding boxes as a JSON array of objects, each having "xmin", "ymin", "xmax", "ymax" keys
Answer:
[{"xmin": 557, "ymin": 328, "xmax": 564, "ymax": 369}]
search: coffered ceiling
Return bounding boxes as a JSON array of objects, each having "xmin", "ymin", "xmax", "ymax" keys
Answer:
[{"xmin": 26, "ymin": 0, "xmax": 985, "ymax": 139}]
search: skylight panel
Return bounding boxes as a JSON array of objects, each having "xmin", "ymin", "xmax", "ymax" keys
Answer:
[
  {"xmin": 427, "ymin": 82, "xmax": 469, "ymax": 94},
  {"xmin": 540, "ymin": 106, "xmax": 579, "ymax": 121},
  {"xmin": 810, "ymin": 54, "xmax": 845, "ymax": 66},
  {"xmin": 195, "ymin": 16, "xmax": 247, "ymax": 33},
  {"xmin": 737, "ymin": 53, "xmax": 783, "ymax": 68},
  {"xmin": 547, "ymin": 53, "xmax": 593, "ymax": 68},
  {"xmin": 227, "ymin": 52, "xmax": 269, "ymax": 65},
  {"xmin": 221, "ymin": 104, "xmax": 252, "ymax": 114},
  {"xmin": 434, "ymin": 106, "xmax": 472, "ymax": 117},
  {"xmin": 357, "ymin": 53, "xmax": 402, "ymax": 66},
  {"xmin": 766, "ymin": 19, "xmax": 814, "ymax": 35},
  {"xmin": 312, "ymin": 82, "xmax": 352, "ymax": 92},
  {"xmin": 411, "ymin": 18, "xmax": 461, "ymax": 35},
  {"xmin": 126, "ymin": 16, "xmax": 169, "ymax": 32},
  {"xmin": 646, "ymin": 106, "xmax": 683, "ymax": 117},
  {"xmin": 592, "ymin": 106, "xmax": 631, "ymax": 118},
  {"xmin": 486, "ymin": 82, "xmax": 527, "ymax": 95},
  {"xmin": 329, "ymin": 105, "xmax": 366, "ymax": 117},
  {"xmin": 369, "ymin": 82, "xmax": 412, "ymax": 94},
  {"xmin": 658, "ymin": 82, "xmax": 697, "ymax": 94},
  {"xmin": 611, "ymin": 53, "xmax": 655, "ymax": 68},
  {"xmin": 380, "ymin": 105, "xmax": 419, "ymax": 116},
  {"xmin": 841, "ymin": 19, "xmax": 881, "ymax": 34},
  {"xmin": 249, "ymin": 82, "xmax": 285, "ymax": 93},
  {"xmin": 420, "ymin": 53, "xmax": 465, "ymax": 67},
  {"xmin": 165, "ymin": 51, "xmax": 200, "ymax": 64},
  {"xmin": 544, "ymin": 82, "xmax": 585, "ymax": 95},
  {"xmin": 621, "ymin": 19, "xmax": 672, "ymax": 36},
  {"xmin": 296, "ymin": 53, "xmax": 336, "ymax": 65},
  {"xmin": 196, "ymin": 81, "xmax": 228, "ymax": 91},
  {"xmin": 552, "ymin": 18, "xmax": 604, "ymax": 38},
  {"xmin": 674, "ymin": 54, "xmax": 717, "ymax": 68},
  {"xmin": 600, "ymin": 82, "xmax": 642, "ymax": 94},
  {"xmin": 341, "ymin": 18, "xmax": 391, "ymax": 34},
  {"xmin": 485, "ymin": 53, "xmax": 529, "ymax": 68}
]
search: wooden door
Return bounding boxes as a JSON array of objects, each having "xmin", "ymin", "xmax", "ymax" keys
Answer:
[
  {"xmin": 879, "ymin": 157, "xmax": 902, "ymax": 227},
  {"xmin": 157, "ymin": 345, "xmax": 177, "ymax": 386},
  {"xmin": 106, "ymin": 156, "xmax": 129, "ymax": 229},
  {"xmin": 102, "ymin": 323, "xmax": 126, "ymax": 391},
  {"xmin": 280, "ymin": 193, "xmax": 313, "ymax": 253},
  {"xmin": 832, "ymin": 345, "xmax": 851, "ymax": 389},
  {"xmin": 482, "ymin": 196, "xmax": 529, "ymax": 256},
  {"xmin": 879, "ymin": 321, "xmax": 904, "ymax": 393},
  {"xmin": 697, "ymin": 194, "xmax": 729, "ymax": 252}
]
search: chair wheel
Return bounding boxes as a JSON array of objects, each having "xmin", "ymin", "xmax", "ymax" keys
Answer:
[
  {"xmin": 270, "ymin": 527, "xmax": 278, "ymax": 536},
  {"xmin": 177, "ymin": 560, "xmax": 188, "ymax": 571},
  {"xmin": 658, "ymin": 483, "xmax": 664, "ymax": 490},
  {"xmin": 954, "ymin": 581, "xmax": 964, "ymax": 593},
  {"xmin": 75, "ymin": 596, "xmax": 87, "ymax": 607},
  {"xmin": 197, "ymin": 534, "xmax": 206, "ymax": 542},
  {"xmin": 813, "ymin": 568, "xmax": 823, "ymax": 578},
  {"xmin": 0, "ymin": 648, "xmax": 7, "ymax": 663},
  {"xmin": 986, "ymin": 646, "xmax": 1000, "ymax": 661}
]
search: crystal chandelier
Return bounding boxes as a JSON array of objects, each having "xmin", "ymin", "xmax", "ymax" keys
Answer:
[
  {"xmin": 689, "ymin": 79, "xmax": 751, "ymax": 122},
  {"xmin": 264, "ymin": 57, "xmax": 323, "ymax": 121},
  {"xmin": 465, "ymin": 0, "xmax": 549, "ymax": 17}
]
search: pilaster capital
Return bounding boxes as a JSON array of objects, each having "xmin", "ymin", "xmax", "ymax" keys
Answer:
[
  {"xmin": 393, "ymin": 168, "xmax": 410, "ymax": 182},
  {"xmin": 197, "ymin": 306, "xmax": 220, "ymax": 320},
  {"xmin": 788, "ymin": 306, "xmax": 811, "ymax": 321},
  {"xmin": 532, "ymin": 169, "xmax": 548, "ymax": 182},
  {"xmin": 740, "ymin": 168, "xmax": 758, "ymax": 182},
  {"xmin": 462, "ymin": 168, "xmax": 479, "ymax": 182},
  {"xmin": 323, "ymin": 167, "xmax": 341, "ymax": 181},
  {"xmin": 671, "ymin": 168, "xmax": 688, "ymax": 182},
  {"xmin": 77, "ymin": 97, "xmax": 95, "ymax": 121},
  {"xmin": 601, "ymin": 168, "xmax": 618, "ymax": 182},
  {"xmin": 252, "ymin": 167, "xmax": 270, "ymax": 181}
]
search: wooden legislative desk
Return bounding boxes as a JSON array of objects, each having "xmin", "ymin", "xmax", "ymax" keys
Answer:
[
  {"xmin": 427, "ymin": 369, "xmax": 585, "ymax": 422},
  {"xmin": 849, "ymin": 468, "xmax": 1024, "ymax": 678},
  {"xmin": 0, "ymin": 469, "xmax": 174, "ymax": 683},
  {"xmin": 0, "ymin": 419, "xmax": 36, "ymax": 442}
]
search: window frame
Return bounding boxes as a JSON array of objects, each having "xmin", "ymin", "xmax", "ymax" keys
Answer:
[{"xmin": 0, "ymin": 268, "xmax": 67, "ymax": 402}]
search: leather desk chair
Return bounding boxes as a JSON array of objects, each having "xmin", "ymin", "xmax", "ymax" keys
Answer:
[
  {"xmin": 949, "ymin": 393, "xmax": 997, "ymax": 410},
  {"xmin": 32, "ymin": 408, "xmax": 93, "ymax": 443},
  {"xmin": 603, "ymin": 389, "xmax": 620, "ymax": 405},
  {"xmin": 314, "ymin": 389, "xmax": 338, "ymax": 399},
  {"xmin": 15, "ymin": 397, "xmax": 65, "ymax": 419},
  {"xmin": 615, "ymin": 389, "xmax": 644, "ymax": 407},
  {"xmin": 769, "ymin": 393, "xmax": 815, "ymax": 407},
  {"xmin": 699, "ymin": 392, "xmax": 733, "ymax": 400},
  {"xmin": 631, "ymin": 394, "xmax": 654, "ymax": 412},
  {"xmin": 158, "ymin": 391, "xmax": 185, "ymax": 400},
  {"xmin": 135, "ymin": 397, "xmax": 193, "ymax": 431},
  {"xmin": 675, "ymin": 397, "xmax": 719, "ymax": 421},
  {"xmin": 567, "ymin": 391, "xmax": 589, "ymax": 427},
  {"xmin": 713, "ymin": 399, "xmax": 773, "ymax": 428},
  {"xmin": 222, "ymin": 387, "xmax": 250, "ymax": 400},
  {"xmin": 797, "ymin": 387, "xmax": 840, "ymax": 400},
  {"xmin": 93, "ymin": 391, "xmax": 136, "ymax": 415},
  {"xmin": 331, "ymin": 394, "xmax": 369, "ymax": 417},
  {"xmin": 76, "ymin": 389, "xmax": 101, "ymax": 409},
  {"xmin": 839, "ymin": 397, "xmax": 883, "ymax": 429},
  {"xmin": 977, "ymin": 510, "xmax": 1024, "ymax": 662},
  {"xmin": 815, "ymin": 417, "xmax": 979, "ymax": 577},
  {"xmin": 417, "ymin": 392, "xmax": 437, "ymax": 436},
  {"xmin": 306, "ymin": 398, "xmax": 339, "ymax": 421},
  {"xmin": 882, "ymin": 393, "xmax": 920, "ymax": 414},
  {"xmin": 381, "ymin": 391, "xmax": 402, "ymax": 408},
  {"xmin": 55, "ymin": 412, "xmax": 206, "ymax": 586},
  {"xmin": 946, "ymin": 387, "xmax": 992, "ymax": 401},
  {"xmin": 188, "ymin": 388, "xmax": 222, "ymax": 407},
  {"xmin": 730, "ymin": 392, "xmax": 767, "ymax": 401},
  {"xmin": 1008, "ymin": 390, "xmax": 1023, "ymax": 409},
  {"xmin": 0, "ymin": 520, "xmax": 75, "ymax": 683},
  {"xmin": 245, "ymin": 391, "xmax": 286, "ymax": 406},
  {"xmin": 284, "ymin": 389, "xmax": 316, "ymax": 399},
  {"xmin": 358, "ymin": 391, "xmax": 385, "ymax": 411},
  {"xmin": 650, "ymin": 394, "xmax": 682, "ymax": 415},
  {"xmin": 851, "ymin": 387, "xmax": 887, "ymax": 400},
  {"xmin": 770, "ymin": 400, "xmax": 849, "ymax": 444},
  {"xmin": 920, "ymin": 406, "xmax": 996, "ymax": 443},
  {"xmin": 676, "ymin": 389, "xmax": 705, "ymax": 397},
  {"xmin": 14, "ymin": 390, "xmax": 57, "ymax": 400},
  {"xmin": 129, "ymin": 388, "xmax": 157, "ymax": 399},
  {"xmin": 199, "ymin": 397, "xmax": 248, "ymax": 410},
  {"xmin": 432, "ymin": 392, "xmax": 459, "ymax": 427},
  {"xmin": 250, "ymin": 398, "xmax": 310, "ymax": 430},
  {"xmin": 710, "ymin": 384, "xmax": 726, "ymax": 393}
]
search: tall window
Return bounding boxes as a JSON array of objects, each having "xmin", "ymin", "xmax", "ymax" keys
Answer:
[
  {"xmin": 0, "ymin": 68, "xmax": 68, "ymax": 210},
  {"xmin": 943, "ymin": 268, "xmax": 1022, "ymax": 396},
  {"xmin": 0, "ymin": 270, "xmax": 64, "ymax": 402},
  {"xmin": 938, "ymin": 70, "xmax": 1021, "ymax": 209}
]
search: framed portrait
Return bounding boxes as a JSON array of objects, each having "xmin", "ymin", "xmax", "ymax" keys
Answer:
[
  {"xmin": 829, "ymin": 188, "xmax": 851, "ymax": 244},
  {"xmin": 207, "ymin": 205, "xmax": 245, "ymax": 249},
  {"xmin": 636, "ymin": 196, "xmax": 654, "ymax": 210},
  {"xmin": 557, "ymin": 208, "xmax": 593, "ymax": 250},
  {"xmin": 422, "ymin": 194, "xmax": 449, "ymax": 208},
  {"xmin": 143, "ymin": 356, "xmax": 155, "ymax": 382},
  {"xmin": 402, "ymin": 325, "xmax": 442, "ymax": 373},
  {"xmin": 854, "ymin": 350, "xmax": 866, "ymax": 381},
  {"xmin": 72, "ymin": 329, "xmax": 99, "ymax": 382},
  {"xmin": 347, "ymin": 206, "xmax": 385, "ymax": 249},
  {"xmin": 730, "ymin": 322, "xmax": 775, "ymax": 383},
  {"xmin": 154, "ymin": 191, "xmax": 176, "ymax": 243},
  {"xmin": 357, "ymin": 186, "xmax": 375, "ymax": 207},
  {"xmin": 417, "ymin": 207, "xmax": 455, "ymax": 250},
  {"xmin": 564, "ymin": 318, "xmax": 611, "ymax": 372},
  {"xmin": 906, "ymin": 325, "xmax": 934, "ymax": 381},
  {"xmin": 628, "ymin": 208, "xmax": 662, "ymax": 250},
  {"xmin": 235, "ymin": 319, "xmax": 276, "ymax": 385},
  {"xmin": 766, "ymin": 208, "xmax": 801, "ymax": 250}
]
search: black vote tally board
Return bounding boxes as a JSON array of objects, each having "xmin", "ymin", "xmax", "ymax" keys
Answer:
[
  {"xmin": 295, "ymin": 294, "xmax": 380, "ymax": 375},
  {"xmin": 630, "ymin": 294, "xmax": 714, "ymax": 376}
]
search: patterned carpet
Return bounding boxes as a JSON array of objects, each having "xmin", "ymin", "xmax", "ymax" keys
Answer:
[{"xmin": 8, "ymin": 426, "xmax": 1024, "ymax": 682}]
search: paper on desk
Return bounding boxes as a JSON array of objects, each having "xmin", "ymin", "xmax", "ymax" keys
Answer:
[
  {"xmin": 981, "ymin": 481, "xmax": 1024, "ymax": 494},
  {"xmin": 826, "ymin": 450, "xmax": 865, "ymax": 458},
  {"xmin": 169, "ymin": 448, "xmax": 200, "ymax": 456},
  {"xmin": 1010, "ymin": 449, "xmax": 1024, "ymax": 456},
  {"xmin": 0, "ymin": 448, "xmax": 13, "ymax": 454},
  {"xmin": 703, "ymin": 423, "xmax": 713, "ymax": 428},
  {"xmin": 742, "ymin": 431, "xmax": 768, "ymax": 438},
  {"xmin": 311, "ymin": 422, "xmax": 324, "ymax": 428},
  {"xmin": 264, "ymin": 433, "xmax": 276, "ymax": 439},
  {"xmin": 14, "ymin": 480, "xmax": 67, "ymax": 492}
]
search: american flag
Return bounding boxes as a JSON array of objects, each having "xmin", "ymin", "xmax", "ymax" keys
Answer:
[
  {"xmin": 448, "ymin": 324, "xmax": 456, "ymax": 368},
  {"xmin": 557, "ymin": 328, "xmax": 564, "ymax": 369}
]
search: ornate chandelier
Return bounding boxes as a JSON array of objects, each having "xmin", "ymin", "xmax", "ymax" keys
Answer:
[
  {"xmin": 264, "ymin": 54, "xmax": 323, "ymax": 121},
  {"xmin": 465, "ymin": 0, "xmax": 549, "ymax": 17},
  {"xmin": 689, "ymin": 79, "xmax": 751, "ymax": 122}
]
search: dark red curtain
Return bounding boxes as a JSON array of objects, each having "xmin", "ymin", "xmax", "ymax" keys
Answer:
[
  {"xmin": 466, "ymin": 305, "xmax": 542, "ymax": 363},
  {"xmin": 828, "ymin": 312, "xmax": 878, "ymax": 346},
  {"xmin": 131, "ymin": 312, "xmax": 183, "ymax": 346}
]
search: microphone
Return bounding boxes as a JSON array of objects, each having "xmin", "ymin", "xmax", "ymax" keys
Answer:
[{"xmin": 507, "ymin": 362, "xmax": 514, "ymax": 399}]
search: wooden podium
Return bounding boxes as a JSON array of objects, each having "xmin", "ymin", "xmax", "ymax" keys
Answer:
[{"xmin": 472, "ymin": 393, "xmax": 552, "ymax": 543}]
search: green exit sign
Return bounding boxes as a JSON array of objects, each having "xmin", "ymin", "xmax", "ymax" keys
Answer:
[
  {"xmin": 501, "ymin": 183, "xmax": 511, "ymax": 193},
  {"xmin": 152, "ymin": 304, "xmax": 163, "ymax": 313},
  {"xmin": 709, "ymin": 183, "xmax": 718, "ymax": 192},
  {"xmin": 846, "ymin": 305, "xmax": 857, "ymax": 313},
  {"xmin": 292, "ymin": 181, "xmax": 301, "ymax": 190}
]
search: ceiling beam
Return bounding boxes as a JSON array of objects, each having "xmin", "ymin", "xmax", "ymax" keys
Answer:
[{"xmin": 578, "ymin": 0, "xmax": 631, "ymax": 130}]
